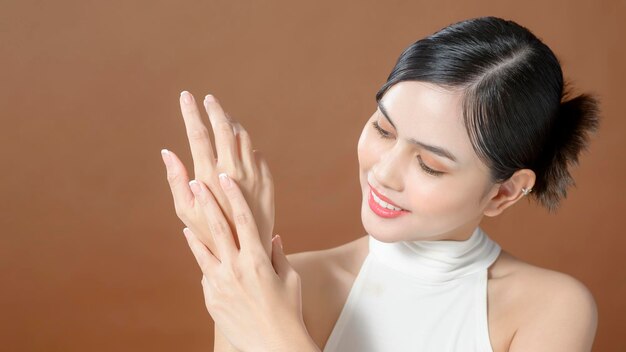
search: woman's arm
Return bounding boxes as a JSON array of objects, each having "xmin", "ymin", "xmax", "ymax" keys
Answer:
[{"xmin": 162, "ymin": 91, "xmax": 277, "ymax": 351}]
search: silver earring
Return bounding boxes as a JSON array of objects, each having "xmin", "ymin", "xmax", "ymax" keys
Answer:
[{"xmin": 522, "ymin": 187, "xmax": 533, "ymax": 196}]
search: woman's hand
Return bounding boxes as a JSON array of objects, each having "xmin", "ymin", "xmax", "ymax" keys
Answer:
[
  {"xmin": 161, "ymin": 91, "xmax": 274, "ymax": 258},
  {"xmin": 183, "ymin": 173, "xmax": 320, "ymax": 352}
]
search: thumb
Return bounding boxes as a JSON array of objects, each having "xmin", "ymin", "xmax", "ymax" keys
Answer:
[{"xmin": 271, "ymin": 234, "xmax": 291, "ymax": 279}]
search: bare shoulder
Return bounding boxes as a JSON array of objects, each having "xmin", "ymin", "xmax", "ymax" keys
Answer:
[
  {"xmin": 492, "ymin": 251, "xmax": 598, "ymax": 351},
  {"xmin": 285, "ymin": 235, "xmax": 369, "ymax": 347},
  {"xmin": 286, "ymin": 234, "xmax": 369, "ymax": 282}
]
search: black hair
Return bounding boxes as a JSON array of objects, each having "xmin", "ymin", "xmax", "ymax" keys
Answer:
[{"xmin": 375, "ymin": 16, "xmax": 601, "ymax": 213}]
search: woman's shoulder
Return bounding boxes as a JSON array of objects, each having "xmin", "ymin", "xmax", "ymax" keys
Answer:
[
  {"xmin": 286, "ymin": 237, "xmax": 597, "ymax": 311},
  {"xmin": 491, "ymin": 249, "xmax": 596, "ymax": 302},
  {"xmin": 285, "ymin": 235, "xmax": 370, "ymax": 347},
  {"xmin": 489, "ymin": 249, "xmax": 598, "ymax": 349},
  {"xmin": 286, "ymin": 234, "xmax": 369, "ymax": 280}
]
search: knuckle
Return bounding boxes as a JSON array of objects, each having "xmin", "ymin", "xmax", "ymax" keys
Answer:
[
  {"xmin": 188, "ymin": 128, "xmax": 210, "ymax": 141},
  {"xmin": 208, "ymin": 220, "xmax": 229, "ymax": 237},
  {"xmin": 233, "ymin": 212, "xmax": 251, "ymax": 226},
  {"xmin": 174, "ymin": 207, "xmax": 185, "ymax": 219},
  {"xmin": 216, "ymin": 121, "xmax": 233, "ymax": 135},
  {"xmin": 287, "ymin": 270, "xmax": 302, "ymax": 285},
  {"xmin": 194, "ymin": 191, "xmax": 207, "ymax": 205},
  {"xmin": 262, "ymin": 171, "xmax": 274, "ymax": 185},
  {"xmin": 239, "ymin": 129, "xmax": 251, "ymax": 144},
  {"xmin": 216, "ymin": 159, "xmax": 240, "ymax": 178},
  {"xmin": 174, "ymin": 205, "xmax": 188, "ymax": 220},
  {"xmin": 166, "ymin": 171, "xmax": 181, "ymax": 184}
]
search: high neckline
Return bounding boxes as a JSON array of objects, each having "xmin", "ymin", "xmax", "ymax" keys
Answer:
[{"xmin": 368, "ymin": 226, "xmax": 501, "ymax": 283}]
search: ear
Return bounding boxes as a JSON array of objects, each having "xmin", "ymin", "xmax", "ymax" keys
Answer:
[{"xmin": 483, "ymin": 169, "xmax": 536, "ymax": 217}]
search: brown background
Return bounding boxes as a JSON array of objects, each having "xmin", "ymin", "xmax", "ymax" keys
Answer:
[{"xmin": 2, "ymin": 0, "xmax": 624, "ymax": 351}]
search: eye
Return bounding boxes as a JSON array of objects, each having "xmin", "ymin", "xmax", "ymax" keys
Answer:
[
  {"xmin": 371, "ymin": 120, "xmax": 444, "ymax": 177},
  {"xmin": 417, "ymin": 156, "xmax": 444, "ymax": 176},
  {"xmin": 371, "ymin": 120, "xmax": 392, "ymax": 139}
]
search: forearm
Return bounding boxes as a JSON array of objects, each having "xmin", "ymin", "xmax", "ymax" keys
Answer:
[
  {"xmin": 214, "ymin": 322, "xmax": 319, "ymax": 352},
  {"xmin": 269, "ymin": 323, "xmax": 321, "ymax": 352}
]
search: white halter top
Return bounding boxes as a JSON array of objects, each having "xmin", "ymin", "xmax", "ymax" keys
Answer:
[{"xmin": 323, "ymin": 226, "xmax": 501, "ymax": 352}]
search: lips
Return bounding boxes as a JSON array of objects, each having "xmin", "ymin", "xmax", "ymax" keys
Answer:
[
  {"xmin": 368, "ymin": 189, "xmax": 409, "ymax": 218},
  {"xmin": 368, "ymin": 182, "xmax": 405, "ymax": 210}
]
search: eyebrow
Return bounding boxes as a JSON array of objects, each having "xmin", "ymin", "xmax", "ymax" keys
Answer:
[{"xmin": 377, "ymin": 100, "xmax": 459, "ymax": 163}]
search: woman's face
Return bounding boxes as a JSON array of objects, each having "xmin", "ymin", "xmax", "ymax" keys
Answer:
[{"xmin": 357, "ymin": 81, "xmax": 498, "ymax": 242}]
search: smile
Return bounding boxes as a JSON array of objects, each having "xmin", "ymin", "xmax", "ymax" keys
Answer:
[
  {"xmin": 372, "ymin": 191, "xmax": 403, "ymax": 211},
  {"xmin": 368, "ymin": 188, "xmax": 409, "ymax": 218}
]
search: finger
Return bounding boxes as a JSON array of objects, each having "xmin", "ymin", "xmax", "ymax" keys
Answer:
[
  {"xmin": 252, "ymin": 149, "xmax": 275, "ymax": 252},
  {"xmin": 203, "ymin": 95, "xmax": 241, "ymax": 173},
  {"xmin": 217, "ymin": 173, "xmax": 265, "ymax": 256},
  {"xmin": 235, "ymin": 122, "xmax": 257, "ymax": 176},
  {"xmin": 188, "ymin": 179, "xmax": 239, "ymax": 262},
  {"xmin": 179, "ymin": 91, "xmax": 217, "ymax": 179},
  {"xmin": 271, "ymin": 235, "xmax": 291, "ymax": 279},
  {"xmin": 254, "ymin": 150, "xmax": 274, "ymax": 189},
  {"xmin": 161, "ymin": 149, "xmax": 194, "ymax": 214},
  {"xmin": 183, "ymin": 227, "xmax": 220, "ymax": 275},
  {"xmin": 255, "ymin": 150, "xmax": 275, "ymax": 218}
]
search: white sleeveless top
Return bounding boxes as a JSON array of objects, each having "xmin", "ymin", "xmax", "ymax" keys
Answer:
[{"xmin": 323, "ymin": 226, "xmax": 501, "ymax": 352}]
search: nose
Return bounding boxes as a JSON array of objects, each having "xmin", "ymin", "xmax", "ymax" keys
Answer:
[{"xmin": 372, "ymin": 143, "xmax": 406, "ymax": 192}]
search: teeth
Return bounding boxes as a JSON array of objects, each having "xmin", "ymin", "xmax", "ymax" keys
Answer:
[{"xmin": 372, "ymin": 192, "xmax": 403, "ymax": 211}]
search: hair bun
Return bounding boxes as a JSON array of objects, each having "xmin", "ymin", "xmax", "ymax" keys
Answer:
[{"xmin": 533, "ymin": 87, "xmax": 601, "ymax": 212}]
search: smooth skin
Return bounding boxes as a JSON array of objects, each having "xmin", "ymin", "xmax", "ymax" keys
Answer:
[
  {"xmin": 162, "ymin": 91, "xmax": 305, "ymax": 351},
  {"xmin": 182, "ymin": 173, "xmax": 318, "ymax": 351},
  {"xmin": 162, "ymin": 85, "xmax": 598, "ymax": 351},
  {"xmin": 162, "ymin": 91, "xmax": 275, "ymax": 258}
]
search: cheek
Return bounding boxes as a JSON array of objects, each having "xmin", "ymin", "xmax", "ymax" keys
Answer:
[
  {"xmin": 404, "ymin": 174, "xmax": 483, "ymax": 216},
  {"xmin": 357, "ymin": 128, "xmax": 380, "ymax": 169}
]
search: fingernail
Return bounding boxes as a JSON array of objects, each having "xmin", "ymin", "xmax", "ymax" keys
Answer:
[
  {"xmin": 161, "ymin": 149, "xmax": 172, "ymax": 166},
  {"xmin": 189, "ymin": 180, "xmax": 201, "ymax": 195},
  {"xmin": 183, "ymin": 227, "xmax": 191, "ymax": 238},
  {"xmin": 180, "ymin": 91, "xmax": 192, "ymax": 105},
  {"xmin": 205, "ymin": 94, "xmax": 215, "ymax": 103},
  {"xmin": 218, "ymin": 173, "xmax": 231, "ymax": 189}
]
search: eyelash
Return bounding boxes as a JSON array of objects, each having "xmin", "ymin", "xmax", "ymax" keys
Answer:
[{"xmin": 371, "ymin": 121, "xmax": 444, "ymax": 177}]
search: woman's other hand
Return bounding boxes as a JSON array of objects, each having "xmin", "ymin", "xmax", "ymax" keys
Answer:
[
  {"xmin": 161, "ymin": 91, "xmax": 275, "ymax": 258},
  {"xmin": 183, "ymin": 174, "xmax": 319, "ymax": 352}
]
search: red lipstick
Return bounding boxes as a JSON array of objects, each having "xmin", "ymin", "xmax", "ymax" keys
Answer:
[
  {"xmin": 367, "ymin": 183, "xmax": 409, "ymax": 218},
  {"xmin": 369, "ymin": 183, "xmax": 404, "ymax": 209}
]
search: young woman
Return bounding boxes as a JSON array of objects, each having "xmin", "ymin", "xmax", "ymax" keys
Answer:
[{"xmin": 161, "ymin": 16, "xmax": 600, "ymax": 352}]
